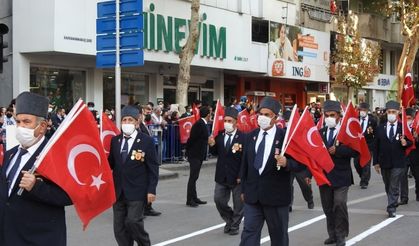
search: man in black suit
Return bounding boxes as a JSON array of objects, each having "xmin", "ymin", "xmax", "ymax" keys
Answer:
[
  {"xmin": 108, "ymin": 105, "xmax": 159, "ymax": 246},
  {"xmin": 51, "ymin": 107, "xmax": 66, "ymax": 130},
  {"xmin": 355, "ymin": 102, "xmax": 377, "ymax": 189},
  {"xmin": 240, "ymin": 97, "xmax": 302, "ymax": 246},
  {"xmin": 399, "ymin": 107, "xmax": 417, "ymax": 205},
  {"xmin": 405, "ymin": 108, "xmax": 419, "ymax": 202},
  {"xmin": 373, "ymin": 100, "xmax": 412, "ymax": 218},
  {"xmin": 319, "ymin": 100, "xmax": 358, "ymax": 246},
  {"xmin": 0, "ymin": 92, "xmax": 72, "ymax": 246},
  {"xmin": 283, "ymin": 110, "xmax": 314, "ymax": 212},
  {"xmin": 208, "ymin": 107, "xmax": 244, "ymax": 235},
  {"xmin": 136, "ymin": 106, "xmax": 161, "ymax": 217},
  {"xmin": 185, "ymin": 106, "xmax": 211, "ymax": 207}
]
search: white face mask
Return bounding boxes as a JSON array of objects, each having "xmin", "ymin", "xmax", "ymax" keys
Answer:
[
  {"xmin": 121, "ymin": 123, "xmax": 136, "ymax": 135},
  {"xmin": 224, "ymin": 122, "xmax": 234, "ymax": 133},
  {"xmin": 16, "ymin": 125, "xmax": 39, "ymax": 148},
  {"xmin": 387, "ymin": 114, "xmax": 397, "ymax": 123},
  {"xmin": 258, "ymin": 115, "xmax": 273, "ymax": 130},
  {"xmin": 359, "ymin": 111, "xmax": 367, "ymax": 118},
  {"xmin": 325, "ymin": 117, "xmax": 337, "ymax": 128},
  {"xmin": 108, "ymin": 115, "xmax": 113, "ymax": 120},
  {"xmin": 48, "ymin": 108, "xmax": 53, "ymax": 113}
]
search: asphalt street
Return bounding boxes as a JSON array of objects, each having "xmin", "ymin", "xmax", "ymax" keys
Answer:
[{"xmin": 67, "ymin": 161, "xmax": 419, "ymax": 246}]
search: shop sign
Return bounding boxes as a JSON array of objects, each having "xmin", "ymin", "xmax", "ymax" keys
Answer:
[
  {"xmin": 363, "ymin": 74, "xmax": 398, "ymax": 91},
  {"xmin": 143, "ymin": 3, "xmax": 226, "ymax": 59},
  {"xmin": 268, "ymin": 22, "xmax": 330, "ymax": 82}
]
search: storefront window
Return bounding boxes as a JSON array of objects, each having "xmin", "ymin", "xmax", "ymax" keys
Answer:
[
  {"xmin": 30, "ymin": 66, "xmax": 86, "ymax": 111},
  {"xmin": 103, "ymin": 72, "xmax": 149, "ymax": 110}
]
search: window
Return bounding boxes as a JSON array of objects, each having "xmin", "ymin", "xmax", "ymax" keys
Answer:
[
  {"xmin": 390, "ymin": 51, "xmax": 395, "ymax": 75},
  {"xmin": 252, "ymin": 18, "xmax": 269, "ymax": 43},
  {"xmin": 103, "ymin": 72, "xmax": 149, "ymax": 110},
  {"xmin": 30, "ymin": 66, "xmax": 86, "ymax": 111}
]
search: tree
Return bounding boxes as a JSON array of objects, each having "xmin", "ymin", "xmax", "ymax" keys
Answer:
[
  {"xmin": 331, "ymin": 11, "xmax": 381, "ymax": 103},
  {"xmin": 176, "ymin": 0, "xmax": 201, "ymax": 112}
]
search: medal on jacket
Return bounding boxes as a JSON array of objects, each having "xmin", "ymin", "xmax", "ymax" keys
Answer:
[
  {"xmin": 396, "ymin": 133, "xmax": 400, "ymax": 141},
  {"xmin": 275, "ymin": 148, "xmax": 281, "ymax": 171}
]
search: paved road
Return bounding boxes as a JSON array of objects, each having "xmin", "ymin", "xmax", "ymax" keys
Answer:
[{"xmin": 67, "ymin": 162, "xmax": 419, "ymax": 246}]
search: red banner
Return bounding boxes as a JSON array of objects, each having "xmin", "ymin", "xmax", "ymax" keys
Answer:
[{"xmin": 178, "ymin": 116, "xmax": 196, "ymax": 144}]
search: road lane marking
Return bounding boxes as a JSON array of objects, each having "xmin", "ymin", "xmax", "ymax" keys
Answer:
[
  {"xmin": 153, "ymin": 185, "xmax": 414, "ymax": 245},
  {"xmin": 260, "ymin": 215, "xmax": 326, "ymax": 244},
  {"xmin": 346, "ymin": 215, "xmax": 404, "ymax": 246}
]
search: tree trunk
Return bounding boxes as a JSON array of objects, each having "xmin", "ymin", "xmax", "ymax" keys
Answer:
[
  {"xmin": 176, "ymin": 0, "xmax": 200, "ymax": 112},
  {"xmin": 397, "ymin": 26, "xmax": 419, "ymax": 101}
]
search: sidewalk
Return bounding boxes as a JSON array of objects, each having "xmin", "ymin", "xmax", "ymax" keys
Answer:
[{"xmin": 158, "ymin": 157, "xmax": 217, "ymax": 180}]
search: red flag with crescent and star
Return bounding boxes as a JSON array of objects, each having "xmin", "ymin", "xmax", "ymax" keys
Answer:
[
  {"xmin": 101, "ymin": 112, "xmax": 121, "ymax": 157},
  {"xmin": 36, "ymin": 105, "xmax": 116, "ymax": 229},
  {"xmin": 192, "ymin": 103, "xmax": 200, "ymax": 122},
  {"xmin": 249, "ymin": 111, "xmax": 258, "ymax": 129},
  {"xmin": 178, "ymin": 115, "xmax": 196, "ymax": 144},
  {"xmin": 237, "ymin": 109, "xmax": 253, "ymax": 133},
  {"xmin": 402, "ymin": 71, "xmax": 416, "ymax": 108},
  {"xmin": 284, "ymin": 108, "xmax": 332, "ymax": 186},
  {"xmin": 0, "ymin": 143, "xmax": 4, "ymax": 166},
  {"xmin": 401, "ymin": 107, "xmax": 416, "ymax": 155},
  {"xmin": 336, "ymin": 101, "xmax": 371, "ymax": 167},
  {"xmin": 212, "ymin": 100, "xmax": 225, "ymax": 137}
]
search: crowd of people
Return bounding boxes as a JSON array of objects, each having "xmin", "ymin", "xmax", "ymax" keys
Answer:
[{"xmin": 1, "ymin": 92, "xmax": 418, "ymax": 246}]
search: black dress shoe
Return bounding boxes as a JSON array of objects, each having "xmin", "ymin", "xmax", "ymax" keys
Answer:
[
  {"xmin": 416, "ymin": 196, "xmax": 419, "ymax": 202},
  {"xmin": 388, "ymin": 212, "xmax": 396, "ymax": 218},
  {"xmin": 360, "ymin": 185, "xmax": 367, "ymax": 189},
  {"xmin": 336, "ymin": 237, "xmax": 346, "ymax": 246},
  {"xmin": 324, "ymin": 237, "xmax": 336, "ymax": 244},
  {"xmin": 223, "ymin": 225, "xmax": 231, "ymax": 233},
  {"xmin": 289, "ymin": 206, "xmax": 292, "ymax": 212},
  {"xmin": 229, "ymin": 228, "xmax": 239, "ymax": 235},
  {"xmin": 186, "ymin": 200, "xmax": 199, "ymax": 207},
  {"xmin": 308, "ymin": 201, "xmax": 314, "ymax": 209},
  {"xmin": 194, "ymin": 198, "xmax": 207, "ymax": 204},
  {"xmin": 398, "ymin": 200, "xmax": 408, "ymax": 205},
  {"xmin": 144, "ymin": 207, "xmax": 162, "ymax": 216}
]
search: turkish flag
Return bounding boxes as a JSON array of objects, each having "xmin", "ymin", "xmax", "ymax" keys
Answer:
[
  {"xmin": 192, "ymin": 103, "xmax": 200, "ymax": 122},
  {"xmin": 0, "ymin": 144, "xmax": 4, "ymax": 166},
  {"xmin": 249, "ymin": 112, "xmax": 258, "ymax": 129},
  {"xmin": 101, "ymin": 112, "xmax": 121, "ymax": 157},
  {"xmin": 317, "ymin": 114, "xmax": 324, "ymax": 130},
  {"xmin": 36, "ymin": 105, "xmax": 116, "ymax": 229},
  {"xmin": 337, "ymin": 102, "xmax": 371, "ymax": 167},
  {"xmin": 212, "ymin": 100, "xmax": 225, "ymax": 137},
  {"xmin": 237, "ymin": 109, "xmax": 253, "ymax": 133},
  {"xmin": 283, "ymin": 105, "xmax": 300, "ymax": 146},
  {"xmin": 402, "ymin": 107, "xmax": 416, "ymax": 155},
  {"xmin": 402, "ymin": 71, "xmax": 416, "ymax": 108},
  {"xmin": 178, "ymin": 115, "xmax": 196, "ymax": 144},
  {"xmin": 276, "ymin": 119, "xmax": 286, "ymax": 129},
  {"xmin": 285, "ymin": 109, "xmax": 333, "ymax": 186}
]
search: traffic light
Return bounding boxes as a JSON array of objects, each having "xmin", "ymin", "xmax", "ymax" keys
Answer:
[{"xmin": 0, "ymin": 23, "xmax": 9, "ymax": 74}]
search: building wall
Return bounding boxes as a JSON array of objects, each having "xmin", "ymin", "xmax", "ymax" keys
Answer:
[{"xmin": 0, "ymin": 0, "xmax": 13, "ymax": 106}]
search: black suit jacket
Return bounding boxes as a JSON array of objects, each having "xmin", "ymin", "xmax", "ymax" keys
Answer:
[
  {"xmin": 373, "ymin": 122, "xmax": 412, "ymax": 169},
  {"xmin": 186, "ymin": 118, "xmax": 209, "ymax": 161},
  {"xmin": 320, "ymin": 127, "xmax": 358, "ymax": 187},
  {"xmin": 139, "ymin": 122, "xmax": 151, "ymax": 136},
  {"xmin": 360, "ymin": 114, "xmax": 377, "ymax": 150},
  {"xmin": 108, "ymin": 130, "xmax": 159, "ymax": 201},
  {"xmin": 210, "ymin": 130, "xmax": 245, "ymax": 186},
  {"xmin": 51, "ymin": 114, "xmax": 64, "ymax": 130},
  {"xmin": 240, "ymin": 127, "xmax": 301, "ymax": 207},
  {"xmin": 0, "ymin": 138, "xmax": 72, "ymax": 246}
]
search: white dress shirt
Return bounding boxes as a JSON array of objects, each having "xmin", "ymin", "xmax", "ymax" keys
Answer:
[
  {"xmin": 386, "ymin": 121, "xmax": 398, "ymax": 139},
  {"xmin": 224, "ymin": 129, "xmax": 237, "ymax": 147},
  {"xmin": 120, "ymin": 130, "xmax": 138, "ymax": 153},
  {"xmin": 6, "ymin": 136, "xmax": 45, "ymax": 196},
  {"xmin": 255, "ymin": 126, "xmax": 276, "ymax": 175}
]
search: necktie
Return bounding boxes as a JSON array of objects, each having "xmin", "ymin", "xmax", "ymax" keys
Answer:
[
  {"xmin": 225, "ymin": 133, "xmax": 232, "ymax": 151},
  {"xmin": 328, "ymin": 128, "xmax": 335, "ymax": 147},
  {"xmin": 389, "ymin": 124, "xmax": 394, "ymax": 141},
  {"xmin": 253, "ymin": 132, "xmax": 267, "ymax": 171},
  {"xmin": 7, "ymin": 148, "xmax": 28, "ymax": 190},
  {"xmin": 121, "ymin": 136, "xmax": 131, "ymax": 161},
  {"xmin": 361, "ymin": 119, "xmax": 365, "ymax": 133}
]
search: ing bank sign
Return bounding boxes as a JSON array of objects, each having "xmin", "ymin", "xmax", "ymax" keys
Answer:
[{"xmin": 143, "ymin": 2, "xmax": 226, "ymax": 59}]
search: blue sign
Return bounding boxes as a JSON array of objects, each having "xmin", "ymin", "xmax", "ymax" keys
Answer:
[{"xmin": 96, "ymin": 0, "xmax": 144, "ymax": 68}]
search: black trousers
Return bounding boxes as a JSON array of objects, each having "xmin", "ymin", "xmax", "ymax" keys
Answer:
[
  {"xmin": 400, "ymin": 166, "xmax": 409, "ymax": 202},
  {"xmin": 290, "ymin": 171, "xmax": 313, "ymax": 205},
  {"xmin": 214, "ymin": 182, "xmax": 244, "ymax": 230},
  {"xmin": 354, "ymin": 149, "xmax": 372, "ymax": 186},
  {"xmin": 319, "ymin": 185, "xmax": 349, "ymax": 239},
  {"xmin": 113, "ymin": 199, "xmax": 150, "ymax": 246},
  {"xmin": 240, "ymin": 203, "xmax": 289, "ymax": 246},
  {"xmin": 187, "ymin": 158, "xmax": 203, "ymax": 202},
  {"xmin": 381, "ymin": 168, "xmax": 404, "ymax": 213}
]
